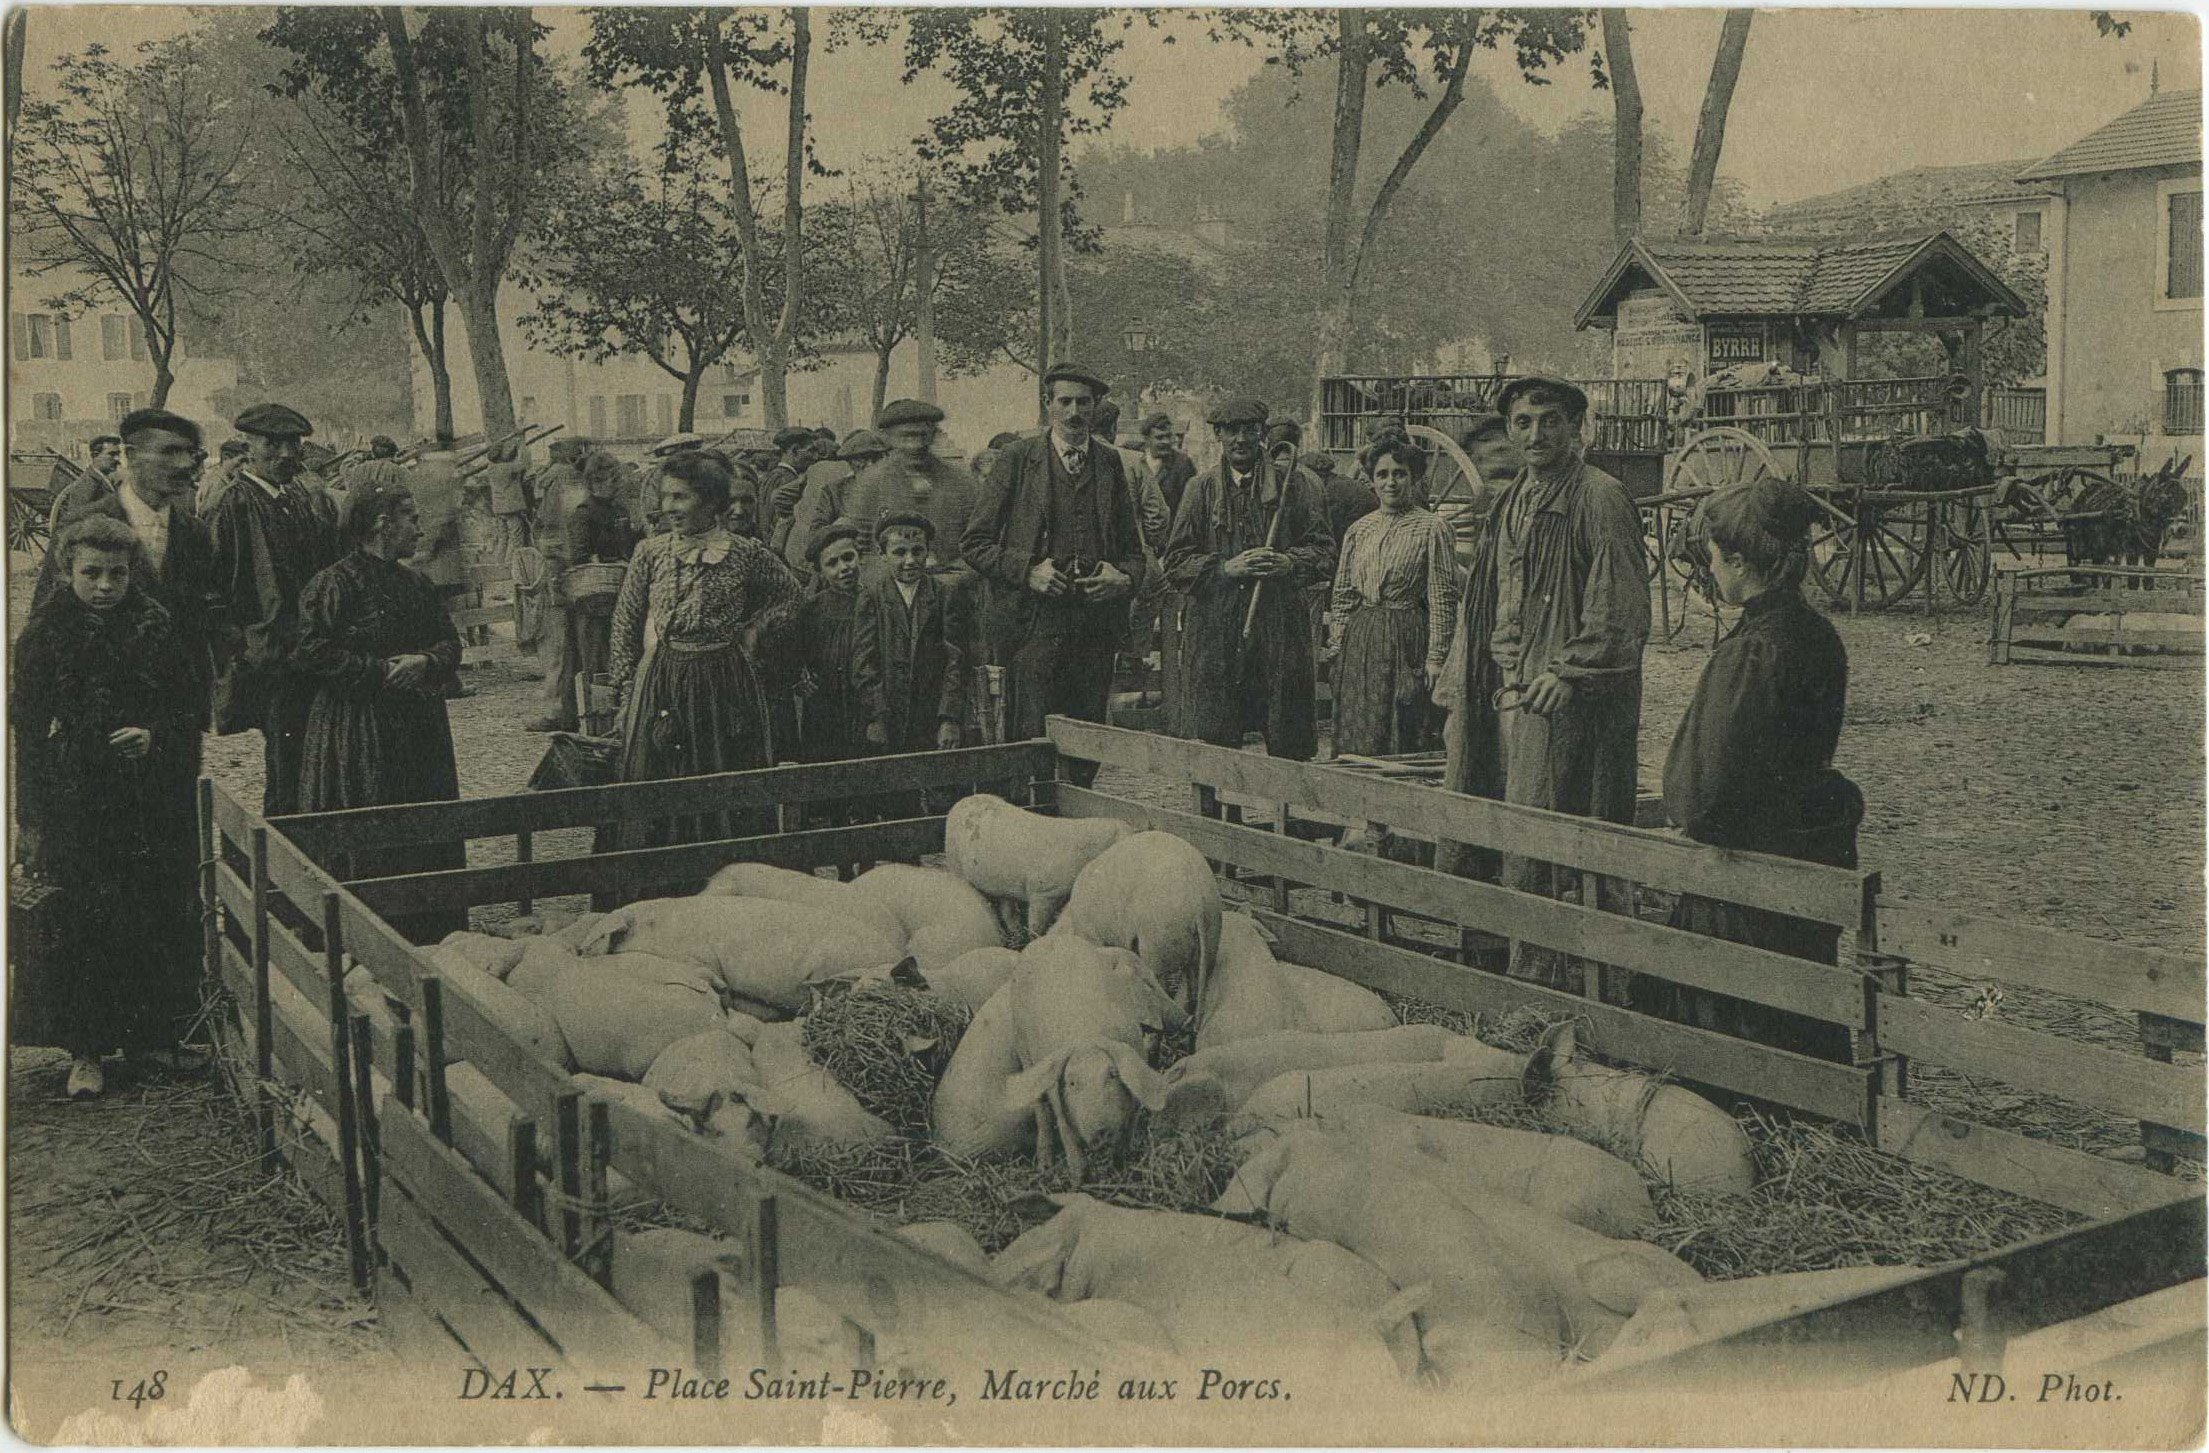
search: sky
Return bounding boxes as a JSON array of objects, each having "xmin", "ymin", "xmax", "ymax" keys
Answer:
[{"xmin": 19, "ymin": 5, "xmax": 2205, "ymax": 214}]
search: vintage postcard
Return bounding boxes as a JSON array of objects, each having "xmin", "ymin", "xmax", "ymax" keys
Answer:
[{"xmin": 4, "ymin": 3, "xmax": 2204, "ymax": 1446}]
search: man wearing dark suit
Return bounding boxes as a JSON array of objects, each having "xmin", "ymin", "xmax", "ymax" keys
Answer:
[
  {"xmin": 960, "ymin": 364, "xmax": 1144, "ymax": 775},
  {"xmin": 36, "ymin": 409, "xmax": 222, "ymax": 723}
]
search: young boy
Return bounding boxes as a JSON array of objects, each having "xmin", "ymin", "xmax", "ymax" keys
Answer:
[{"xmin": 853, "ymin": 511, "xmax": 965, "ymax": 757}]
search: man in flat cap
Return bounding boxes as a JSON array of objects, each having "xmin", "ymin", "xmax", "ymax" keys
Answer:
[
  {"xmin": 1448, "ymin": 374, "xmax": 1647, "ymax": 995},
  {"xmin": 780, "ymin": 427, "xmax": 889, "ymax": 568},
  {"xmin": 1162, "ymin": 396, "xmax": 1334, "ymax": 764},
  {"xmin": 206, "ymin": 403, "xmax": 344, "ymax": 815},
  {"xmin": 758, "ymin": 425, "xmax": 820, "ymax": 542},
  {"xmin": 844, "ymin": 399, "xmax": 981, "ymax": 560},
  {"xmin": 961, "ymin": 365, "xmax": 1143, "ymax": 774}
]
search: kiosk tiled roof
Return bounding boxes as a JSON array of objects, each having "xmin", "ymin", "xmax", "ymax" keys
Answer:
[{"xmin": 1574, "ymin": 230, "xmax": 2030, "ymax": 328}]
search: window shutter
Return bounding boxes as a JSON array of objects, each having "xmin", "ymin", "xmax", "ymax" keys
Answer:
[
  {"xmin": 54, "ymin": 318, "xmax": 72, "ymax": 360},
  {"xmin": 656, "ymin": 394, "xmax": 674, "ymax": 434},
  {"xmin": 28, "ymin": 315, "xmax": 49, "ymax": 358},
  {"xmin": 11, "ymin": 313, "xmax": 26, "ymax": 361},
  {"xmin": 2169, "ymin": 191, "xmax": 2203, "ymax": 300},
  {"xmin": 129, "ymin": 316, "xmax": 146, "ymax": 362},
  {"xmin": 102, "ymin": 315, "xmax": 125, "ymax": 361}
]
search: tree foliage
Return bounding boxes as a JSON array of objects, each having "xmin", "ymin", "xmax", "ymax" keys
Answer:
[{"xmin": 13, "ymin": 33, "xmax": 258, "ymax": 406}]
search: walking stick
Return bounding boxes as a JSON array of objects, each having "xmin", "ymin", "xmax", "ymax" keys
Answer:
[{"xmin": 1241, "ymin": 445, "xmax": 1298, "ymax": 645}]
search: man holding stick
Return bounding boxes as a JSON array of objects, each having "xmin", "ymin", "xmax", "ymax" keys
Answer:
[{"xmin": 1161, "ymin": 396, "xmax": 1334, "ymax": 762}]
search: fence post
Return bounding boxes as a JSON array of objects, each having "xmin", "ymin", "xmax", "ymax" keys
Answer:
[
  {"xmin": 321, "ymin": 893, "xmax": 371, "ymax": 1293},
  {"xmin": 250, "ymin": 827, "xmax": 277, "ymax": 1171}
]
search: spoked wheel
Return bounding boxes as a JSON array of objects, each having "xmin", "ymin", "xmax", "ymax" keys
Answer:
[
  {"xmin": 1661, "ymin": 428, "xmax": 1780, "ymax": 634},
  {"xmin": 1660, "ymin": 513, "xmax": 1713, "ymax": 638},
  {"xmin": 1811, "ymin": 495, "xmax": 1928, "ymax": 610},
  {"xmin": 7, "ymin": 495, "xmax": 48, "ymax": 560},
  {"xmin": 1942, "ymin": 495, "xmax": 1993, "ymax": 605}
]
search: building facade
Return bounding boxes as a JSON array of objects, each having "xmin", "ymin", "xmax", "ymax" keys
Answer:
[
  {"xmin": 2018, "ymin": 88, "xmax": 2203, "ymax": 469},
  {"xmin": 7, "ymin": 264, "xmax": 241, "ymax": 460}
]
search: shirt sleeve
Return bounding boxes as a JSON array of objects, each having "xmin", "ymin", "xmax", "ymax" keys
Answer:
[
  {"xmin": 1556, "ymin": 481, "xmax": 1652, "ymax": 681},
  {"xmin": 1424, "ymin": 514, "xmax": 1461, "ymax": 673},
  {"xmin": 607, "ymin": 540, "xmax": 651, "ymax": 685},
  {"xmin": 1330, "ymin": 516, "xmax": 1363, "ymax": 622},
  {"xmin": 1663, "ymin": 632, "xmax": 1783, "ymax": 844}
]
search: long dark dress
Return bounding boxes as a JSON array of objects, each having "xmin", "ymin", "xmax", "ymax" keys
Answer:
[
  {"xmin": 10, "ymin": 589, "xmax": 206, "ymax": 1056},
  {"xmin": 1630, "ymin": 586, "xmax": 1864, "ymax": 1061},
  {"xmin": 1330, "ymin": 506, "xmax": 1459, "ymax": 756},
  {"xmin": 600, "ymin": 527, "xmax": 797, "ymax": 855},
  {"xmin": 294, "ymin": 550, "xmax": 467, "ymax": 944}
]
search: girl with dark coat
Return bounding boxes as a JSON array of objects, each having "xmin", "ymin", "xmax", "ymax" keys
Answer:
[
  {"xmin": 1630, "ymin": 478, "xmax": 1865, "ymax": 1061},
  {"xmin": 11, "ymin": 517, "xmax": 208, "ymax": 1098},
  {"xmin": 293, "ymin": 481, "xmax": 467, "ymax": 943}
]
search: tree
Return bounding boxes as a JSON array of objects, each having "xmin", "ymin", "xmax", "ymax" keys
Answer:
[
  {"xmin": 1213, "ymin": 9, "xmax": 1596, "ymax": 420},
  {"xmin": 1679, "ymin": 11, "xmax": 1752, "ymax": 237},
  {"xmin": 903, "ymin": 8, "xmax": 1133, "ymax": 410},
  {"xmin": 584, "ymin": 8, "xmax": 815, "ymax": 432},
  {"xmin": 264, "ymin": 7, "xmax": 596, "ymax": 438},
  {"xmin": 14, "ymin": 34, "xmax": 257, "ymax": 407},
  {"xmin": 1599, "ymin": 11, "xmax": 1641, "ymax": 243},
  {"xmin": 516, "ymin": 139, "xmax": 760, "ymax": 433}
]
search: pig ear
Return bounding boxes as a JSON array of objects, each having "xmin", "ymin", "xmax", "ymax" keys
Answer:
[
  {"xmin": 889, "ymin": 955, "xmax": 928, "ymax": 990},
  {"xmin": 1098, "ymin": 1040, "xmax": 1176, "ymax": 1113},
  {"xmin": 1004, "ymin": 1047, "xmax": 1076, "ymax": 1110},
  {"xmin": 1523, "ymin": 1019, "xmax": 1578, "ymax": 1102},
  {"xmin": 1156, "ymin": 1068, "xmax": 1226, "ymax": 1124},
  {"xmin": 577, "ymin": 908, "xmax": 630, "ymax": 956}
]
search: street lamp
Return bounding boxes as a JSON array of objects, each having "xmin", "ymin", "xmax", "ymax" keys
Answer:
[{"xmin": 1124, "ymin": 325, "xmax": 1154, "ymax": 354}]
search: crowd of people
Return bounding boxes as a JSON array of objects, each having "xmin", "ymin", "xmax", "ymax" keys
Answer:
[{"xmin": 12, "ymin": 366, "xmax": 1863, "ymax": 1100}]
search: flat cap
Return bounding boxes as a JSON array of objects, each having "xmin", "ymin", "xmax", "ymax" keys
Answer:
[
  {"xmin": 651, "ymin": 432, "xmax": 705, "ymax": 457},
  {"xmin": 813, "ymin": 426, "xmax": 839, "ymax": 442},
  {"xmin": 876, "ymin": 509, "xmax": 935, "ymax": 540},
  {"xmin": 806, "ymin": 520, "xmax": 863, "ymax": 565},
  {"xmin": 233, "ymin": 403, "xmax": 314, "ymax": 439},
  {"xmin": 773, "ymin": 426, "xmax": 817, "ymax": 451},
  {"xmin": 1495, "ymin": 374, "xmax": 1589, "ymax": 419},
  {"xmin": 837, "ymin": 429, "xmax": 889, "ymax": 460},
  {"xmin": 1299, "ymin": 450, "xmax": 1338, "ymax": 477},
  {"xmin": 876, "ymin": 398, "xmax": 946, "ymax": 429},
  {"xmin": 1138, "ymin": 411, "xmax": 1176, "ymax": 435},
  {"xmin": 1041, "ymin": 364, "xmax": 1110, "ymax": 399},
  {"xmin": 1205, "ymin": 396, "xmax": 1268, "ymax": 428}
]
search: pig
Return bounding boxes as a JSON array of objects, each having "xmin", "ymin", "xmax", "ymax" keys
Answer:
[
  {"xmin": 701, "ymin": 861, "xmax": 907, "ymax": 946},
  {"xmin": 1163, "ymin": 1026, "xmax": 1462, "ymax": 1115},
  {"xmin": 944, "ymin": 793, "xmax": 1130, "ymax": 940},
  {"xmin": 1053, "ymin": 831, "xmax": 1221, "ymax": 1014},
  {"xmin": 437, "ymin": 929, "xmax": 527, "ymax": 981},
  {"xmin": 580, "ymin": 896, "xmax": 904, "ymax": 1014},
  {"xmin": 1523, "ymin": 1022, "xmax": 1756, "ymax": 1196},
  {"xmin": 1195, "ymin": 913, "xmax": 1396, "ymax": 1046},
  {"xmin": 1235, "ymin": 1038, "xmax": 1528, "ymax": 1124},
  {"xmin": 921, "ymin": 946, "xmax": 1022, "ymax": 1012},
  {"xmin": 849, "ymin": 864, "xmax": 1003, "ymax": 969}
]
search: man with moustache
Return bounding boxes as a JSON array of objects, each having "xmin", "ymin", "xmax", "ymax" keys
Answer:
[
  {"xmin": 206, "ymin": 403, "xmax": 345, "ymax": 815},
  {"xmin": 961, "ymin": 365, "xmax": 1143, "ymax": 778},
  {"xmin": 1479, "ymin": 376, "xmax": 1649, "ymax": 994},
  {"xmin": 1161, "ymin": 396, "xmax": 1334, "ymax": 762}
]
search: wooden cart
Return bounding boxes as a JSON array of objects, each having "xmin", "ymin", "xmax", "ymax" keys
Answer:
[{"xmin": 199, "ymin": 722, "xmax": 2203, "ymax": 1417}]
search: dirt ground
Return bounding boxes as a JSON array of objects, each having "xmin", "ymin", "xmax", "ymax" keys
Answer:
[{"xmin": 7, "ymin": 544, "xmax": 2202, "ymax": 1388}]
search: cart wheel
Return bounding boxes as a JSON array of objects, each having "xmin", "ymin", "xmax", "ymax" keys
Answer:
[
  {"xmin": 1943, "ymin": 497, "xmax": 1993, "ymax": 605},
  {"xmin": 1665, "ymin": 426, "xmax": 1785, "ymax": 495},
  {"xmin": 1810, "ymin": 497, "xmax": 1927, "ymax": 610},
  {"xmin": 7, "ymin": 497, "xmax": 47, "ymax": 561},
  {"xmin": 1660, "ymin": 514, "xmax": 1717, "ymax": 638}
]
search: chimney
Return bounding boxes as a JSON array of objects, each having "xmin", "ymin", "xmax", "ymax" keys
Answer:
[
  {"xmin": 1192, "ymin": 213, "xmax": 1230, "ymax": 248},
  {"xmin": 1123, "ymin": 190, "xmax": 1135, "ymax": 225}
]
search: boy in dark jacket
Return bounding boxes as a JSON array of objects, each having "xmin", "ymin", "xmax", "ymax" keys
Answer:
[{"xmin": 855, "ymin": 511, "xmax": 966, "ymax": 756}]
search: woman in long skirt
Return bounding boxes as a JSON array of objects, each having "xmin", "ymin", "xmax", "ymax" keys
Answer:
[
  {"xmin": 601, "ymin": 451, "xmax": 798, "ymax": 853},
  {"xmin": 1629, "ymin": 478, "xmax": 1864, "ymax": 1062},
  {"xmin": 11, "ymin": 516, "xmax": 208, "ymax": 1097},
  {"xmin": 1330, "ymin": 436, "xmax": 1460, "ymax": 756},
  {"xmin": 295, "ymin": 480, "xmax": 468, "ymax": 944}
]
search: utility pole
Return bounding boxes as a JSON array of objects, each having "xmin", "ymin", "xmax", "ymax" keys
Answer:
[
  {"xmin": 915, "ymin": 172, "xmax": 938, "ymax": 405},
  {"xmin": 1036, "ymin": 8, "xmax": 1064, "ymax": 423}
]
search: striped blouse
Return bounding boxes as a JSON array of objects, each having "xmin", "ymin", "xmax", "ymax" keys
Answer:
[{"xmin": 1331, "ymin": 505, "xmax": 1461, "ymax": 671}]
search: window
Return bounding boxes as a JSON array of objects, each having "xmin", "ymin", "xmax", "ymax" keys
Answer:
[
  {"xmin": 129, "ymin": 316, "xmax": 146, "ymax": 361},
  {"xmin": 27, "ymin": 314, "xmax": 51, "ymax": 358},
  {"xmin": 720, "ymin": 393, "xmax": 750, "ymax": 419},
  {"xmin": 656, "ymin": 394, "xmax": 674, "ymax": 434},
  {"xmin": 2164, "ymin": 368, "xmax": 2203, "ymax": 435},
  {"xmin": 102, "ymin": 314, "xmax": 126, "ymax": 361},
  {"xmin": 34, "ymin": 393, "xmax": 64, "ymax": 420},
  {"xmin": 587, "ymin": 395, "xmax": 607, "ymax": 435},
  {"xmin": 717, "ymin": 362, "xmax": 743, "ymax": 386},
  {"xmin": 2160, "ymin": 183, "xmax": 2203, "ymax": 306},
  {"xmin": 2014, "ymin": 210, "xmax": 2042, "ymax": 253},
  {"xmin": 616, "ymin": 394, "xmax": 646, "ymax": 436},
  {"xmin": 108, "ymin": 392, "xmax": 133, "ymax": 420},
  {"xmin": 53, "ymin": 318, "xmax": 71, "ymax": 360}
]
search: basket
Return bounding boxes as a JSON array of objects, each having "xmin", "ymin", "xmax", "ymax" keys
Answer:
[{"xmin": 562, "ymin": 562, "xmax": 626, "ymax": 607}]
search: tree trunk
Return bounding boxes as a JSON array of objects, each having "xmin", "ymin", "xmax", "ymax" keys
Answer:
[
  {"xmin": 1310, "ymin": 8, "xmax": 1372, "ymax": 423},
  {"xmin": 1680, "ymin": 11, "xmax": 1752, "ymax": 238},
  {"xmin": 428, "ymin": 298, "xmax": 454, "ymax": 444},
  {"xmin": 4, "ymin": 11, "xmax": 25, "ymax": 171},
  {"xmin": 149, "ymin": 358, "xmax": 175, "ymax": 409},
  {"xmin": 1036, "ymin": 8, "xmax": 1065, "ymax": 421},
  {"xmin": 872, "ymin": 347, "xmax": 893, "ymax": 421},
  {"xmin": 461, "ymin": 280, "xmax": 517, "ymax": 437},
  {"xmin": 1603, "ymin": 10, "xmax": 1644, "ymax": 244},
  {"xmin": 679, "ymin": 369, "xmax": 702, "ymax": 432},
  {"xmin": 703, "ymin": 12, "xmax": 809, "ymax": 432},
  {"xmin": 914, "ymin": 173, "xmax": 937, "ymax": 404}
]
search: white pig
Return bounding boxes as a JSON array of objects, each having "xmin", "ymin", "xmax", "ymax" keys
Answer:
[
  {"xmin": 1054, "ymin": 831, "xmax": 1221, "ymax": 1014},
  {"xmin": 944, "ymin": 793, "xmax": 1130, "ymax": 940}
]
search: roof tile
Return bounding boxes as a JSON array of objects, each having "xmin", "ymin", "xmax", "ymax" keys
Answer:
[{"xmin": 2017, "ymin": 89, "xmax": 2202, "ymax": 181}]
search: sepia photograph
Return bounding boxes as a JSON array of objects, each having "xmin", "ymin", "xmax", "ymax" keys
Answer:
[{"xmin": 2, "ymin": 3, "xmax": 2204, "ymax": 1445}]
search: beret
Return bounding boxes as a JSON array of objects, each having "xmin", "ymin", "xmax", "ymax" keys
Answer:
[
  {"xmin": 806, "ymin": 520, "xmax": 863, "ymax": 564},
  {"xmin": 651, "ymin": 432, "xmax": 704, "ymax": 457},
  {"xmin": 1299, "ymin": 450, "xmax": 1338, "ymax": 477},
  {"xmin": 814, "ymin": 426, "xmax": 839, "ymax": 441},
  {"xmin": 233, "ymin": 403, "xmax": 314, "ymax": 439},
  {"xmin": 876, "ymin": 509, "xmax": 935, "ymax": 540},
  {"xmin": 774, "ymin": 426, "xmax": 817, "ymax": 451},
  {"xmin": 876, "ymin": 398, "xmax": 946, "ymax": 429},
  {"xmin": 837, "ymin": 429, "xmax": 889, "ymax": 460},
  {"xmin": 1266, "ymin": 416, "xmax": 1302, "ymax": 435},
  {"xmin": 1041, "ymin": 364, "xmax": 1110, "ymax": 399},
  {"xmin": 1495, "ymin": 374, "xmax": 1589, "ymax": 419},
  {"xmin": 1205, "ymin": 397, "xmax": 1268, "ymax": 427},
  {"xmin": 1138, "ymin": 412, "xmax": 1176, "ymax": 434}
]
